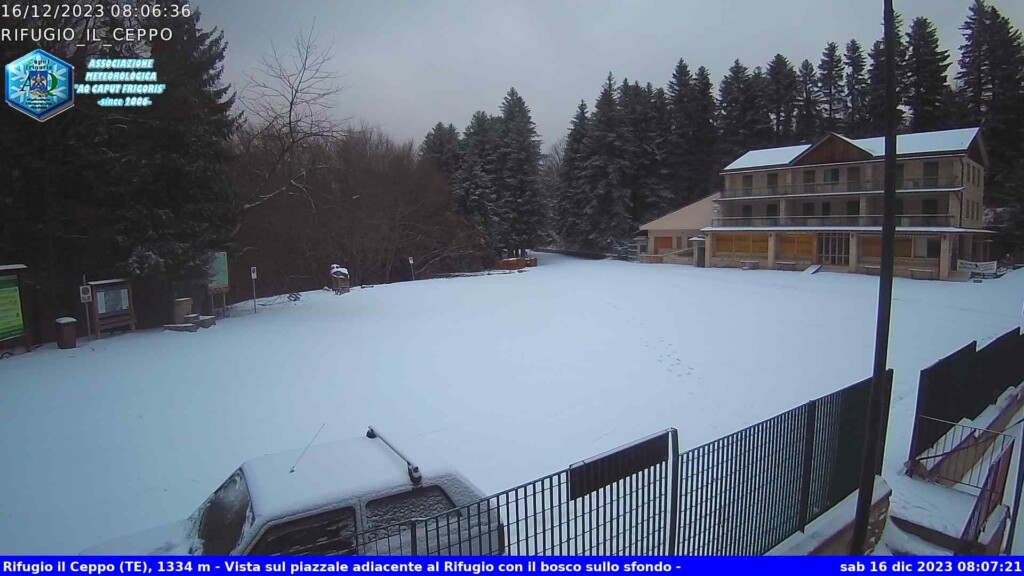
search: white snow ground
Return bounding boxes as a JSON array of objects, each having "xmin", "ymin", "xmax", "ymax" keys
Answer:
[{"xmin": 1, "ymin": 253, "xmax": 1023, "ymax": 554}]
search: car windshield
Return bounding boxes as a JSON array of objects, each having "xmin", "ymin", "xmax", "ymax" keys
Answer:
[{"xmin": 196, "ymin": 469, "xmax": 252, "ymax": 555}]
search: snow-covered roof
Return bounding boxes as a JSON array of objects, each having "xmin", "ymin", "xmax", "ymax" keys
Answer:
[
  {"xmin": 640, "ymin": 192, "xmax": 720, "ymax": 231},
  {"xmin": 240, "ymin": 434, "xmax": 456, "ymax": 522},
  {"xmin": 87, "ymin": 278, "xmax": 129, "ymax": 286},
  {"xmin": 723, "ymin": 128, "xmax": 981, "ymax": 171},
  {"xmin": 0, "ymin": 264, "xmax": 27, "ymax": 272}
]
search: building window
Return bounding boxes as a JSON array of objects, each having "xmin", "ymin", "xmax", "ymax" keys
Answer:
[
  {"xmin": 848, "ymin": 167, "xmax": 861, "ymax": 191},
  {"xmin": 928, "ymin": 237, "xmax": 941, "ymax": 258},
  {"xmin": 895, "ymin": 199, "xmax": 904, "ymax": 215},
  {"xmin": 741, "ymin": 204, "xmax": 753, "ymax": 218},
  {"xmin": 896, "ymin": 164, "xmax": 905, "ymax": 188},
  {"xmin": 895, "ymin": 237, "xmax": 913, "ymax": 258},
  {"xmin": 923, "ymin": 161, "xmax": 939, "ymax": 187},
  {"xmin": 822, "ymin": 202, "xmax": 831, "ymax": 217},
  {"xmin": 913, "ymin": 237, "xmax": 941, "ymax": 259},
  {"xmin": 803, "ymin": 170, "xmax": 815, "ymax": 193},
  {"xmin": 742, "ymin": 174, "xmax": 753, "ymax": 189},
  {"xmin": 922, "ymin": 198, "xmax": 938, "ymax": 215},
  {"xmin": 802, "ymin": 202, "xmax": 814, "ymax": 216},
  {"xmin": 767, "ymin": 204, "xmax": 779, "ymax": 218},
  {"xmin": 767, "ymin": 173, "xmax": 778, "ymax": 192},
  {"xmin": 826, "ymin": 168, "xmax": 840, "ymax": 185},
  {"xmin": 846, "ymin": 200, "xmax": 860, "ymax": 216}
]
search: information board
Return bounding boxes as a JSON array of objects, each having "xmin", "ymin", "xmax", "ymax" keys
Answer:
[
  {"xmin": 96, "ymin": 287, "xmax": 130, "ymax": 318},
  {"xmin": 0, "ymin": 275, "xmax": 24, "ymax": 341},
  {"xmin": 208, "ymin": 251, "xmax": 230, "ymax": 292}
]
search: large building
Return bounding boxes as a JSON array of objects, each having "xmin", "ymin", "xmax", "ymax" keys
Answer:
[{"xmin": 703, "ymin": 127, "xmax": 990, "ymax": 280}]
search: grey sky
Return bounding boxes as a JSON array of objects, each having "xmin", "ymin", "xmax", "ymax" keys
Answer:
[{"xmin": 193, "ymin": 0, "xmax": 1023, "ymax": 149}]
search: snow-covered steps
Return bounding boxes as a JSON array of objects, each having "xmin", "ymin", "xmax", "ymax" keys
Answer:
[{"xmin": 162, "ymin": 316, "xmax": 216, "ymax": 333}]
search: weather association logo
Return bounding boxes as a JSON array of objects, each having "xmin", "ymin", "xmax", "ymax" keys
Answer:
[{"xmin": 5, "ymin": 49, "xmax": 74, "ymax": 122}]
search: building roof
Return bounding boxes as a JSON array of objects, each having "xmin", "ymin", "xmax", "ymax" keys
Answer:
[
  {"xmin": 640, "ymin": 192, "xmax": 720, "ymax": 232},
  {"xmin": 723, "ymin": 128, "xmax": 982, "ymax": 172}
]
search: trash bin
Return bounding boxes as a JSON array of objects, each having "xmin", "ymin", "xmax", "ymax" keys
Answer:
[{"xmin": 55, "ymin": 317, "xmax": 77, "ymax": 349}]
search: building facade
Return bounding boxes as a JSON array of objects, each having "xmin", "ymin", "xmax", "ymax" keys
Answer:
[{"xmin": 703, "ymin": 128, "xmax": 990, "ymax": 280}]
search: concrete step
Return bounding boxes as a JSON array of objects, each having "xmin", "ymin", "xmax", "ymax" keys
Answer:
[{"xmin": 163, "ymin": 323, "xmax": 198, "ymax": 333}]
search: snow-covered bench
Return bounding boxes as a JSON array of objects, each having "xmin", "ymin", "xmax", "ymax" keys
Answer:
[
  {"xmin": 909, "ymin": 268, "xmax": 937, "ymax": 280},
  {"xmin": 862, "ymin": 265, "xmax": 881, "ymax": 275},
  {"xmin": 740, "ymin": 260, "xmax": 760, "ymax": 270},
  {"xmin": 775, "ymin": 261, "xmax": 797, "ymax": 271}
]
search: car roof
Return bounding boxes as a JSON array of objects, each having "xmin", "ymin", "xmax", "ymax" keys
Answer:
[{"xmin": 240, "ymin": 434, "xmax": 457, "ymax": 522}]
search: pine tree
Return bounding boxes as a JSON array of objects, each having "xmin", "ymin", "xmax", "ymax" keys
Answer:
[
  {"xmin": 865, "ymin": 13, "xmax": 908, "ymax": 135},
  {"xmin": 719, "ymin": 60, "xmax": 770, "ymax": 163},
  {"xmin": 689, "ymin": 67, "xmax": 720, "ymax": 198},
  {"xmin": 818, "ymin": 42, "xmax": 846, "ymax": 132},
  {"xmin": 618, "ymin": 79, "xmax": 646, "ymax": 227},
  {"xmin": 765, "ymin": 54, "xmax": 799, "ymax": 145},
  {"xmin": 956, "ymin": 0, "xmax": 1024, "ymax": 207},
  {"xmin": 453, "ymin": 111, "xmax": 501, "ymax": 247},
  {"xmin": 419, "ymin": 122, "xmax": 462, "ymax": 181},
  {"xmin": 645, "ymin": 84, "xmax": 675, "ymax": 218},
  {"xmin": 666, "ymin": 59, "xmax": 695, "ymax": 203},
  {"xmin": 494, "ymin": 87, "xmax": 543, "ymax": 255},
  {"xmin": 581, "ymin": 74, "xmax": 631, "ymax": 248},
  {"xmin": 844, "ymin": 40, "xmax": 870, "ymax": 137},
  {"xmin": 795, "ymin": 59, "xmax": 822, "ymax": 142},
  {"xmin": 120, "ymin": 3, "xmax": 238, "ymax": 281},
  {"xmin": 556, "ymin": 101, "xmax": 591, "ymax": 247},
  {"xmin": 905, "ymin": 17, "xmax": 952, "ymax": 132},
  {"xmin": 749, "ymin": 66, "xmax": 775, "ymax": 148}
]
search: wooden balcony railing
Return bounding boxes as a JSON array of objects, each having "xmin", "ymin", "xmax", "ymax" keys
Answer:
[
  {"xmin": 720, "ymin": 177, "xmax": 963, "ymax": 199},
  {"xmin": 711, "ymin": 214, "xmax": 955, "ymax": 228}
]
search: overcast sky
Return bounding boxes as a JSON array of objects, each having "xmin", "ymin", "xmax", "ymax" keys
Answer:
[{"xmin": 192, "ymin": 0, "xmax": 1023, "ymax": 149}]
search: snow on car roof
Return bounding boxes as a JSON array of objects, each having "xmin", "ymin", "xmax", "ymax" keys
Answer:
[
  {"xmin": 240, "ymin": 434, "xmax": 454, "ymax": 521},
  {"xmin": 723, "ymin": 127, "xmax": 980, "ymax": 171}
]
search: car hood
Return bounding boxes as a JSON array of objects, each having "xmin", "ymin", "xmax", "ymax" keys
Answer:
[{"xmin": 80, "ymin": 518, "xmax": 198, "ymax": 556}]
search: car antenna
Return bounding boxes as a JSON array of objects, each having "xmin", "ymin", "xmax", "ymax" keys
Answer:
[
  {"xmin": 290, "ymin": 422, "xmax": 326, "ymax": 474},
  {"xmin": 367, "ymin": 426, "xmax": 422, "ymax": 485}
]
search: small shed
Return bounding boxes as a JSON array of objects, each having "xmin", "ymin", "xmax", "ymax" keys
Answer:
[
  {"xmin": 0, "ymin": 264, "xmax": 31, "ymax": 353},
  {"xmin": 87, "ymin": 278, "xmax": 137, "ymax": 338}
]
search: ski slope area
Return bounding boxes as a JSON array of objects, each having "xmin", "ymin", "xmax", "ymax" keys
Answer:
[{"xmin": 1, "ymin": 253, "xmax": 1022, "ymax": 554}]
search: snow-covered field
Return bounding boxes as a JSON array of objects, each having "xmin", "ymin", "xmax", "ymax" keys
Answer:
[{"xmin": 1, "ymin": 253, "xmax": 1022, "ymax": 554}]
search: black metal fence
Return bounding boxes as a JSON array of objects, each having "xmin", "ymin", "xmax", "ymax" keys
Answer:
[
  {"xmin": 676, "ymin": 373, "xmax": 890, "ymax": 555},
  {"xmin": 909, "ymin": 328, "xmax": 1024, "ymax": 460},
  {"xmin": 339, "ymin": 375, "xmax": 890, "ymax": 557}
]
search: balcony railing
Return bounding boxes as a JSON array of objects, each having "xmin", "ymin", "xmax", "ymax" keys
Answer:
[
  {"xmin": 721, "ymin": 177, "xmax": 963, "ymax": 199},
  {"xmin": 711, "ymin": 214, "xmax": 954, "ymax": 228}
]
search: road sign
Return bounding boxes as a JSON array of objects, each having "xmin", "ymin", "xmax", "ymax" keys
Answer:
[
  {"xmin": 251, "ymin": 266, "xmax": 257, "ymax": 280},
  {"xmin": 79, "ymin": 285, "xmax": 92, "ymax": 303},
  {"xmin": 408, "ymin": 257, "xmax": 413, "ymax": 264}
]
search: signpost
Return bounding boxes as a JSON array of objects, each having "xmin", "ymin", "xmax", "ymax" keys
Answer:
[
  {"xmin": 251, "ymin": 266, "xmax": 257, "ymax": 314},
  {"xmin": 85, "ymin": 278, "xmax": 136, "ymax": 339},
  {"xmin": 79, "ymin": 282, "xmax": 93, "ymax": 338},
  {"xmin": 408, "ymin": 256, "xmax": 415, "ymax": 281}
]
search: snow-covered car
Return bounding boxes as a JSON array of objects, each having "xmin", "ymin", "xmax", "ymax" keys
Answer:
[{"xmin": 81, "ymin": 428, "xmax": 503, "ymax": 556}]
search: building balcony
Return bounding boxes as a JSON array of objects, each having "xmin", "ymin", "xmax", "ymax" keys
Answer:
[
  {"xmin": 710, "ymin": 214, "xmax": 955, "ymax": 228},
  {"xmin": 719, "ymin": 177, "xmax": 963, "ymax": 199}
]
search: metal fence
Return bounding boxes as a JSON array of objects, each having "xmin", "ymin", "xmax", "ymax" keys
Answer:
[
  {"xmin": 676, "ymin": 373, "xmax": 890, "ymax": 555},
  {"xmin": 909, "ymin": 328, "xmax": 1024, "ymax": 460},
  {"xmin": 341, "ymin": 375, "xmax": 890, "ymax": 557},
  {"xmin": 961, "ymin": 439, "xmax": 1015, "ymax": 548}
]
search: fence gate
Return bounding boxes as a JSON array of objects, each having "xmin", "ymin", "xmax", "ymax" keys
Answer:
[{"xmin": 351, "ymin": 429, "xmax": 681, "ymax": 556}]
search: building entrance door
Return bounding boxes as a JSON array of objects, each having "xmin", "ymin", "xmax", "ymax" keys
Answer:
[{"xmin": 818, "ymin": 233, "xmax": 851, "ymax": 266}]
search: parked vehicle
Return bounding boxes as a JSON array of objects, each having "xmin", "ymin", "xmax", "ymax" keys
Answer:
[{"xmin": 81, "ymin": 428, "xmax": 503, "ymax": 555}]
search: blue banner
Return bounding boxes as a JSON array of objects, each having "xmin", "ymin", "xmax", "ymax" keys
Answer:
[{"xmin": 1, "ymin": 557, "xmax": 1022, "ymax": 576}]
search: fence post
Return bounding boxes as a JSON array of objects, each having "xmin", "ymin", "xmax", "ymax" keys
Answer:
[
  {"xmin": 408, "ymin": 520, "xmax": 418, "ymax": 555},
  {"xmin": 666, "ymin": 428, "xmax": 681, "ymax": 556},
  {"xmin": 798, "ymin": 401, "xmax": 817, "ymax": 529},
  {"xmin": 1006, "ymin": 438, "xmax": 1024, "ymax": 554}
]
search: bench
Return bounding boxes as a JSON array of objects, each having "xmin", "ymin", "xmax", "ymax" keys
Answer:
[
  {"xmin": 740, "ymin": 260, "xmax": 760, "ymax": 271},
  {"xmin": 909, "ymin": 268, "xmax": 937, "ymax": 280},
  {"xmin": 775, "ymin": 261, "xmax": 797, "ymax": 271},
  {"xmin": 862, "ymin": 265, "xmax": 881, "ymax": 276}
]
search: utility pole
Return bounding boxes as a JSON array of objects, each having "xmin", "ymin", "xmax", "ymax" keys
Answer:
[{"xmin": 851, "ymin": 0, "xmax": 897, "ymax": 554}]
